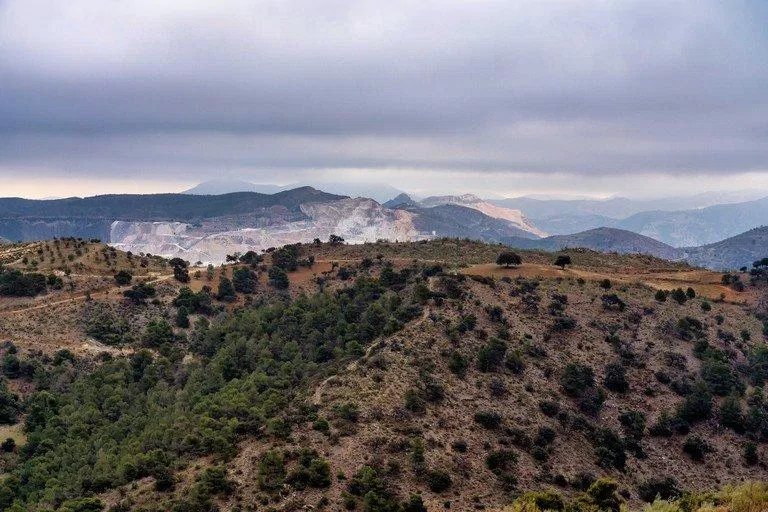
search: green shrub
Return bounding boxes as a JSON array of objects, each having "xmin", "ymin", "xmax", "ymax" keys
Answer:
[
  {"xmin": 603, "ymin": 362, "xmax": 629, "ymax": 393},
  {"xmin": 561, "ymin": 362, "xmax": 595, "ymax": 396},
  {"xmin": 637, "ymin": 477, "xmax": 680, "ymax": 503}
]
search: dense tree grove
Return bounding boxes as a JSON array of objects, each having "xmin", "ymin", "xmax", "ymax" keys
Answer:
[{"xmin": 0, "ymin": 274, "xmax": 422, "ymax": 509}]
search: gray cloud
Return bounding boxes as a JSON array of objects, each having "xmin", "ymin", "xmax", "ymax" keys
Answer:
[{"xmin": 0, "ymin": 0, "xmax": 767, "ymax": 189}]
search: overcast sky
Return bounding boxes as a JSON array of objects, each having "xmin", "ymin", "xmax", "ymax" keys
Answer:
[{"xmin": 1, "ymin": 0, "xmax": 767, "ymax": 199}]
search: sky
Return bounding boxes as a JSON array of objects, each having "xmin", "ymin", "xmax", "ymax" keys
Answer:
[{"xmin": 1, "ymin": 0, "xmax": 767, "ymax": 199}]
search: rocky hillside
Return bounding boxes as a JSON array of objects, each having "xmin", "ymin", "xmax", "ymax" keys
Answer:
[
  {"xmin": 420, "ymin": 194, "xmax": 546, "ymax": 237},
  {"xmin": 0, "ymin": 239, "xmax": 765, "ymax": 511}
]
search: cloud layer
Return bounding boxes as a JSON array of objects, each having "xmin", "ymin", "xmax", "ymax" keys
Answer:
[{"xmin": 1, "ymin": 0, "xmax": 767, "ymax": 194}]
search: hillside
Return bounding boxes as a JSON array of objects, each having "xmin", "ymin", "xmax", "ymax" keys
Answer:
[
  {"xmin": 0, "ymin": 239, "xmax": 766, "ymax": 511},
  {"xmin": 504, "ymin": 228, "xmax": 685, "ymax": 261},
  {"xmin": 684, "ymin": 226, "xmax": 768, "ymax": 270}
]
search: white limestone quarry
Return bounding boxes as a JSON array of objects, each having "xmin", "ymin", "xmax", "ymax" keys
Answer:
[{"xmin": 109, "ymin": 197, "xmax": 428, "ymax": 263}]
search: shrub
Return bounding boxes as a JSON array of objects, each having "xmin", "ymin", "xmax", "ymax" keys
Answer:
[
  {"xmin": 539, "ymin": 400, "xmax": 560, "ymax": 418},
  {"xmin": 474, "ymin": 410, "xmax": 502, "ymax": 429},
  {"xmin": 603, "ymin": 362, "xmax": 629, "ymax": 393},
  {"xmin": 601, "ymin": 294, "xmax": 627, "ymax": 312},
  {"xmin": 637, "ymin": 477, "xmax": 681, "ymax": 503},
  {"xmin": 670, "ymin": 288, "xmax": 687, "ymax": 304},
  {"xmin": 744, "ymin": 441, "xmax": 759, "ymax": 465},
  {"xmin": 682, "ymin": 436, "xmax": 710, "ymax": 461},
  {"xmin": 593, "ymin": 428, "xmax": 626, "ymax": 469},
  {"xmin": 477, "ymin": 337, "xmax": 507, "ymax": 372},
  {"xmin": 448, "ymin": 351, "xmax": 469, "ymax": 377},
  {"xmin": 561, "ymin": 363, "xmax": 595, "ymax": 396},
  {"xmin": 599, "ymin": 279, "xmax": 612, "ymax": 289},
  {"xmin": 654, "ymin": 289, "xmax": 668, "ymax": 302},
  {"xmin": 676, "ymin": 381, "xmax": 713, "ymax": 423},
  {"xmin": 426, "ymin": 469, "xmax": 452, "ymax": 492},
  {"xmin": 577, "ymin": 386, "xmax": 605, "ymax": 416},
  {"xmin": 701, "ymin": 359, "xmax": 743, "ymax": 396},
  {"xmin": 719, "ymin": 395, "xmax": 745, "ymax": 432},
  {"xmin": 506, "ymin": 350, "xmax": 526, "ymax": 374},
  {"xmin": 114, "ymin": 270, "xmax": 133, "ymax": 286}
]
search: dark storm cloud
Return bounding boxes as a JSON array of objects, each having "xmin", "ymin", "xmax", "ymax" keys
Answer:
[{"xmin": 0, "ymin": 0, "xmax": 766, "ymax": 181}]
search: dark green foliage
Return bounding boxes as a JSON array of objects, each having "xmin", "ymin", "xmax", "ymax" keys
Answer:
[
  {"xmin": 701, "ymin": 358, "xmax": 743, "ymax": 396},
  {"xmin": 1, "ymin": 275, "xmax": 416, "ymax": 508},
  {"xmin": 287, "ymin": 450, "xmax": 332, "ymax": 489},
  {"xmin": 744, "ymin": 441, "xmax": 759, "ymax": 465},
  {"xmin": 170, "ymin": 258, "xmax": 190, "ymax": 283},
  {"xmin": 216, "ymin": 275, "xmax": 237, "ymax": 301},
  {"xmin": 619, "ymin": 410, "xmax": 646, "ymax": 442},
  {"xmin": 258, "ymin": 451, "xmax": 286, "ymax": 492},
  {"xmin": 0, "ymin": 380, "xmax": 20, "ymax": 424},
  {"xmin": 173, "ymin": 286, "xmax": 214, "ymax": 315},
  {"xmin": 426, "ymin": 469, "xmax": 452, "ymax": 492},
  {"xmin": 272, "ymin": 245, "xmax": 300, "ymax": 271},
  {"xmin": 654, "ymin": 289, "xmax": 667, "ymax": 302},
  {"xmin": 477, "ymin": 337, "xmax": 507, "ymax": 372},
  {"xmin": 539, "ymin": 400, "xmax": 560, "ymax": 417},
  {"xmin": 83, "ymin": 302, "xmax": 130, "ymax": 345},
  {"xmin": 176, "ymin": 307, "xmax": 190, "ymax": 328},
  {"xmin": 232, "ymin": 267, "xmax": 257, "ymax": 293},
  {"xmin": 474, "ymin": 410, "xmax": 502, "ymax": 429},
  {"xmin": 603, "ymin": 362, "xmax": 629, "ymax": 393},
  {"xmin": 601, "ymin": 294, "xmax": 627, "ymax": 312},
  {"xmin": 123, "ymin": 282, "xmax": 156, "ymax": 303},
  {"xmin": 0, "ymin": 268, "xmax": 47, "ymax": 296},
  {"xmin": 599, "ymin": 279, "xmax": 612, "ymax": 289},
  {"xmin": 551, "ymin": 315, "xmax": 577, "ymax": 331},
  {"xmin": 448, "ymin": 350, "xmax": 468, "ymax": 377},
  {"xmin": 561, "ymin": 363, "xmax": 595, "ymax": 396},
  {"xmin": 505, "ymin": 350, "xmax": 526, "ymax": 374},
  {"xmin": 57, "ymin": 498, "xmax": 105, "ymax": 512},
  {"xmin": 676, "ymin": 316, "xmax": 706, "ymax": 340},
  {"xmin": 637, "ymin": 477, "xmax": 680, "ymax": 502},
  {"xmin": 670, "ymin": 288, "xmax": 687, "ymax": 304},
  {"xmin": 554, "ymin": 255, "xmax": 571, "ymax": 269},
  {"xmin": 719, "ymin": 395, "xmax": 745, "ymax": 432},
  {"xmin": 683, "ymin": 436, "xmax": 710, "ymax": 461},
  {"xmin": 143, "ymin": 319, "xmax": 175, "ymax": 347},
  {"xmin": 268, "ymin": 265, "xmax": 290, "ymax": 289},
  {"xmin": 114, "ymin": 270, "xmax": 133, "ymax": 286},
  {"xmin": 496, "ymin": 251, "xmax": 522, "ymax": 267},
  {"xmin": 676, "ymin": 381, "xmax": 713, "ymax": 423},
  {"xmin": 593, "ymin": 428, "xmax": 626, "ymax": 469}
]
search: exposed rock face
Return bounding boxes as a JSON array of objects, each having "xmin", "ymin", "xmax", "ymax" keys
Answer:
[
  {"xmin": 110, "ymin": 198, "xmax": 427, "ymax": 263},
  {"xmin": 419, "ymin": 194, "xmax": 547, "ymax": 237}
]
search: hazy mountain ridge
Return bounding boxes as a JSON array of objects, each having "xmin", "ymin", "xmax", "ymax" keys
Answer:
[
  {"xmin": 683, "ymin": 226, "xmax": 768, "ymax": 270},
  {"xmin": 505, "ymin": 227, "xmax": 685, "ymax": 261}
]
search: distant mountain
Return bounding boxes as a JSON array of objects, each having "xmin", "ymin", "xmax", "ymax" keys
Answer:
[
  {"xmin": 311, "ymin": 182, "xmax": 405, "ymax": 203},
  {"xmin": 0, "ymin": 187, "xmax": 345, "ymax": 242},
  {"xmin": 411, "ymin": 204, "xmax": 540, "ymax": 241},
  {"xmin": 419, "ymin": 194, "xmax": 546, "ymax": 237},
  {"xmin": 183, "ymin": 180, "xmax": 290, "ymax": 195},
  {"xmin": 184, "ymin": 180, "xmax": 403, "ymax": 203},
  {"xmin": 383, "ymin": 193, "xmax": 417, "ymax": 208},
  {"xmin": 493, "ymin": 191, "xmax": 768, "ymax": 220},
  {"xmin": 683, "ymin": 226, "xmax": 768, "ymax": 270},
  {"xmin": 615, "ymin": 196, "xmax": 768, "ymax": 247},
  {"xmin": 505, "ymin": 227, "xmax": 685, "ymax": 261}
]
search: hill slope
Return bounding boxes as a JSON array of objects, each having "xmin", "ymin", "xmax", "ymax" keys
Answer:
[
  {"xmin": 684, "ymin": 226, "xmax": 768, "ymax": 270},
  {"xmin": 504, "ymin": 227, "xmax": 685, "ymax": 261}
]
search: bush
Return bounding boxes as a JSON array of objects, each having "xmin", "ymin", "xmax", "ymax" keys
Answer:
[
  {"xmin": 654, "ymin": 289, "xmax": 668, "ymax": 302},
  {"xmin": 474, "ymin": 410, "xmax": 502, "ymax": 429},
  {"xmin": 637, "ymin": 477, "xmax": 680, "ymax": 502},
  {"xmin": 561, "ymin": 363, "xmax": 595, "ymax": 396},
  {"xmin": 426, "ymin": 469, "xmax": 452, "ymax": 492},
  {"xmin": 744, "ymin": 441, "xmax": 759, "ymax": 465},
  {"xmin": 539, "ymin": 400, "xmax": 560, "ymax": 417},
  {"xmin": 682, "ymin": 436, "xmax": 710, "ymax": 461},
  {"xmin": 593, "ymin": 428, "xmax": 626, "ymax": 469},
  {"xmin": 603, "ymin": 362, "xmax": 629, "ymax": 393},
  {"xmin": 477, "ymin": 337, "xmax": 507, "ymax": 372},
  {"xmin": 114, "ymin": 270, "xmax": 133, "ymax": 286},
  {"xmin": 719, "ymin": 395, "xmax": 745, "ymax": 432},
  {"xmin": 676, "ymin": 381, "xmax": 713, "ymax": 423},
  {"xmin": 448, "ymin": 350, "xmax": 469, "ymax": 378}
]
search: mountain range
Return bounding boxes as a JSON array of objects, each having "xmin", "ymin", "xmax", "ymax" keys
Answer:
[{"xmin": 0, "ymin": 184, "xmax": 766, "ymax": 269}]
